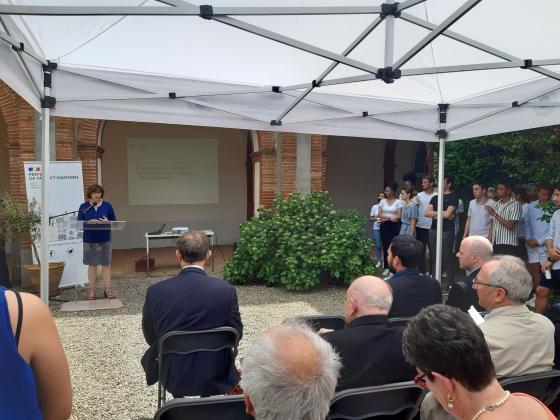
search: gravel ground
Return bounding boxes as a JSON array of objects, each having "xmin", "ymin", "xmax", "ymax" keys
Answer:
[{"xmin": 49, "ymin": 275, "xmax": 346, "ymax": 420}]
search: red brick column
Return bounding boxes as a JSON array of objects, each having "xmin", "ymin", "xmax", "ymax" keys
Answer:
[
  {"xmin": 0, "ymin": 81, "xmax": 36, "ymax": 202},
  {"xmin": 256, "ymin": 131, "xmax": 276, "ymax": 209},
  {"xmin": 77, "ymin": 119, "xmax": 102, "ymax": 193},
  {"xmin": 280, "ymin": 133, "xmax": 297, "ymax": 198},
  {"xmin": 55, "ymin": 117, "xmax": 75, "ymax": 160},
  {"xmin": 310, "ymin": 134, "xmax": 327, "ymax": 192}
]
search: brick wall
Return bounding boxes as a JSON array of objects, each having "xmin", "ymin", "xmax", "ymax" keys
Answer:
[
  {"xmin": 0, "ymin": 81, "xmax": 103, "ymax": 202},
  {"xmin": 77, "ymin": 119, "xmax": 102, "ymax": 193},
  {"xmin": 256, "ymin": 130, "xmax": 327, "ymax": 208},
  {"xmin": 2, "ymin": 80, "xmax": 326, "ymax": 212}
]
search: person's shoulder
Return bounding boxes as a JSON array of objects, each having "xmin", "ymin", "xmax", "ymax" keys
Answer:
[
  {"xmin": 5, "ymin": 290, "xmax": 52, "ymax": 328},
  {"xmin": 529, "ymin": 310, "xmax": 555, "ymax": 330}
]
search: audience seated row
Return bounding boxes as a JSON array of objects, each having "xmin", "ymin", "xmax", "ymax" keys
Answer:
[
  {"xmin": 155, "ymin": 370, "xmax": 560, "ymax": 420},
  {"xmin": 143, "ymin": 232, "xmax": 559, "ymax": 420}
]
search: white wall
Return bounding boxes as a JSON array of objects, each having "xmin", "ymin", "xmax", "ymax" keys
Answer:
[
  {"xmin": 101, "ymin": 121, "xmax": 247, "ymax": 249},
  {"xmin": 326, "ymin": 136, "xmax": 420, "ymax": 220}
]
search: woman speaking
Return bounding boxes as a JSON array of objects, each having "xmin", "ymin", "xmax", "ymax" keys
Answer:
[{"xmin": 77, "ymin": 184, "xmax": 117, "ymax": 300}]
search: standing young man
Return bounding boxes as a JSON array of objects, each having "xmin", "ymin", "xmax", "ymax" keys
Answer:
[
  {"xmin": 536, "ymin": 185, "xmax": 560, "ymax": 314},
  {"xmin": 426, "ymin": 174, "xmax": 459, "ymax": 286},
  {"xmin": 525, "ymin": 185, "xmax": 552, "ymax": 289},
  {"xmin": 463, "ymin": 181, "xmax": 495, "ymax": 239},
  {"xmin": 485, "ymin": 181, "xmax": 521, "ymax": 256},
  {"xmin": 413, "ymin": 175, "xmax": 436, "ymax": 274}
]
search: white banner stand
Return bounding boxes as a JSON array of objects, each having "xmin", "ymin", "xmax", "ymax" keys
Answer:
[{"xmin": 24, "ymin": 161, "xmax": 88, "ymax": 291}]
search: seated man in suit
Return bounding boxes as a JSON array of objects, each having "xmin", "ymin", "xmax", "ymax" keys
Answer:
[
  {"xmin": 141, "ymin": 230, "xmax": 243, "ymax": 397},
  {"xmin": 319, "ymin": 275, "xmax": 415, "ymax": 390},
  {"xmin": 241, "ymin": 321, "xmax": 340, "ymax": 420},
  {"xmin": 386, "ymin": 235, "xmax": 442, "ymax": 318},
  {"xmin": 446, "ymin": 235, "xmax": 493, "ymax": 312},
  {"xmin": 422, "ymin": 255, "xmax": 555, "ymax": 420}
]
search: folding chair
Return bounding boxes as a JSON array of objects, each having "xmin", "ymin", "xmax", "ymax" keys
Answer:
[
  {"xmin": 157, "ymin": 327, "xmax": 240, "ymax": 408},
  {"xmin": 298, "ymin": 314, "xmax": 346, "ymax": 332},
  {"xmin": 154, "ymin": 395, "xmax": 252, "ymax": 420},
  {"xmin": 388, "ymin": 317, "xmax": 412, "ymax": 328},
  {"xmin": 499, "ymin": 369, "xmax": 560, "ymax": 405},
  {"xmin": 327, "ymin": 381, "xmax": 427, "ymax": 420}
]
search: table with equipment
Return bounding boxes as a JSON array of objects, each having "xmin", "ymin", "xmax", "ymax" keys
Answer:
[{"xmin": 144, "ymin": 230, "xmax": 215, "ymax": 275}]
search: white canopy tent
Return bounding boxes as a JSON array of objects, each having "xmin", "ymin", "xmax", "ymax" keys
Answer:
[{"xmin": 1, "ymin": 0, "xmax": 559, "ymax": 302}]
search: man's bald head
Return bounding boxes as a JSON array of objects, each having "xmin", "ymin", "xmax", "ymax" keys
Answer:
[
  {"xmin": 240, "ymin": 322, "xmax": 340, "ymax": 420},
  {"xmin": 457, "ymin": 236, "xmax": 493, "ymax": 271},
  {"xmin": 345, "ymin": 276, "xmax": 393, "ymax": 322}
]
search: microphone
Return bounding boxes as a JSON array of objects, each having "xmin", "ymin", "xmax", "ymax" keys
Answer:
[{"xmin": 82, "ymin": 203, "xmax": 95, "ymax": 214}]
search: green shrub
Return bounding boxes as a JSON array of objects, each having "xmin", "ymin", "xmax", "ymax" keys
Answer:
[{"xmin": 224, "ymin": 192, "xmax": 377, "ymax": 291}]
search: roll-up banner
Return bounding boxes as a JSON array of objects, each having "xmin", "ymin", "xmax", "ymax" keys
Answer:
[{"xmin": 24, "ymin": 161, "xmax": 87, "ymax": 288}]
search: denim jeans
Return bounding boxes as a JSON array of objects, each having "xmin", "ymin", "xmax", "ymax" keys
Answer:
[{"xmin": 373, "ymin": 229, "xmax": 382, "ymax": 264}]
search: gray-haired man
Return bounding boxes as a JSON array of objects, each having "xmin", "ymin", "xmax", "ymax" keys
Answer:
[
  {"xmin": 320, "ymin": 276, "xmax": 415, "ymax": 390},
  {"xmin": 422, "ymin": 255, "xmax": 554, "ymax": 420},
  {"xmin": 241, "ymin": 322, "xmax": 340, "ymax": 420}
]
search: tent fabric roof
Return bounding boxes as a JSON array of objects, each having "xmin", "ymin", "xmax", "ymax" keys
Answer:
[{"xmin": 1, "ymin": 0, "xmax": 560, "ymax": 141}]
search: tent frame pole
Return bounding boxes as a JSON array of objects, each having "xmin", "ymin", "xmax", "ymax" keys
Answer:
[
  {"xmin": 39, "ymin": 68, "xmax": 52, "ymax": 303},
  {"xmin": 393, "ymin": 0, "xmax": 483, "ymax": 70},
  {"xmin": 384, "ymin": 0, "xmax": 395, "ymax": 67},
  {"xmin": 434, "ymin": 104, "xmax": 448, "ymax": 285},
  {"xmin": 273, "ymin": 16, "xmax": 383, "ymax": 124}
]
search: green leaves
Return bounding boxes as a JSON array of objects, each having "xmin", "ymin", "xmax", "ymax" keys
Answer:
[
  {"xmin": 223, "ymin": 192, "xmax": 376, "ymax": 291},
  {"xmin": 434, "ymin": 126, "xmax": 560, "ymax": 198}
]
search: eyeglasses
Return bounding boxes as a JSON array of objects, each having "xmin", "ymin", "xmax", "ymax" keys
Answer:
[
  {"xmin": 414, "ymin": 372, "xmax": 428, "ymax": 388},
  {"xmin": 473, "ymin": 278, "xmax": 508, "ymax": 294}
]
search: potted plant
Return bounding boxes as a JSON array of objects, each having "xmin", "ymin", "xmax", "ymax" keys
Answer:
[{"xmin": 0, "ymin": 195, "xmax": 64, "ymax": 295}]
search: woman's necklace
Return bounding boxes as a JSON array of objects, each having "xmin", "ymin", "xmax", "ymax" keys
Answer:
[{"xmin": 471, "ymin": 391, "xmax": 511, "ymax": 420}]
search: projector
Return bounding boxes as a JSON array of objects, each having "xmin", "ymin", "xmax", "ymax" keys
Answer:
[{"xmin": 172, "ymin": 227, "xmax": 189, "ymax": 234}]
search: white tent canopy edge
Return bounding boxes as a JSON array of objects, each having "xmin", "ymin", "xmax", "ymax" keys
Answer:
[{"xmin": 0, "ymin": 1, "xmax": 559, "ymax": 302}]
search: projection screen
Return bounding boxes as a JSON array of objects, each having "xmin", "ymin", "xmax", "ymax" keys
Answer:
[{"xmin": 127, "ymin": 138, "xmax": 219, "ymax": 205}]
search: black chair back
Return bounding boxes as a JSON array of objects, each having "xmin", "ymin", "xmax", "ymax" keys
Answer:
[
  {"xmin": 327, "ymin": 381, "xmax": 427, "ymax": 420},
  {"xmin": 154, "ymin": 395, "xmax": 251, "ymax": 420},
  {"xmin": 388, "ymin": 317, "xmax": 412, "ymax": 328},
  {"xmin": 499, "ymin": 369, "xmax": 560, "ymax": 405},
  {"xmin": 157, "ymin": 327, "xmax": 240, "ymax": 408},
  {"xmin": 299, "ymin": 315, "xmax": 346, "ymax": 332}
]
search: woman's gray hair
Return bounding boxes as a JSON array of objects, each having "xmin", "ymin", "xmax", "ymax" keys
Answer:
[
  {"xmin": 240, "ymin": 321, "xmax": 341, "ymax": 420},
  {"xmin": 488, "ymin": 255, "xmax": 533, "ymax": 302}
]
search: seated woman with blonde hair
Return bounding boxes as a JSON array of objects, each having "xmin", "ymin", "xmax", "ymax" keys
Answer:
[
  {"xmin": 403, "ymin": 304, "xmax": 555, "ymax": 420},
  {"xmin": 1, "ymin": 287, "xmax": 72, "ymax": 419}
]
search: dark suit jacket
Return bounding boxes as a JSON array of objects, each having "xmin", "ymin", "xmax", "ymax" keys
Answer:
[
  {"xmin": 446, "ymin": 268, "xmax": 484, "ymax": 312},
  {"xmin": 322, "ymin": 315, "xmax": 415, "ymax": 390},
  {"xmin": 387, "ymin": 268, "xmax": 442, "ymax": 318},
  {"xmin": 141, "ymin": 266, "xmax": 243, "ymax": 397}
]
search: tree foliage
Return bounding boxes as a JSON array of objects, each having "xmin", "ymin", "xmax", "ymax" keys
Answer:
[
  {"xmin": 436, "ymin": 126, "xmax": 560, "ymax": 197},
  {"xmin": 224, "ymin": 192, "xmax": 377, "ymax": 291}
]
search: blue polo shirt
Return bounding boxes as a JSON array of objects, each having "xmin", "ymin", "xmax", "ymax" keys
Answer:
[{"xmin": 77, "ymin": 201, "xmax": 116, "ymax": 243}]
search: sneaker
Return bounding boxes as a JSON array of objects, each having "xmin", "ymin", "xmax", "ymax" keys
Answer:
[{"xmin": 375, "ymin": 261, "xmax": 382, "ymax": 268}]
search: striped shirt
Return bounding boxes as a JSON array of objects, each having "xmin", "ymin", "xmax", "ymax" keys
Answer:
[{"xmin": 491, "ymin": 197, "xmax": 522, "ymax": 246}]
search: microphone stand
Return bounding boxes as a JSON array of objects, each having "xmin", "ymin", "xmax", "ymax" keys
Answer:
[{"xmin": 49, "ymin": 210, "xmax": 79, "ymax": 222}]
